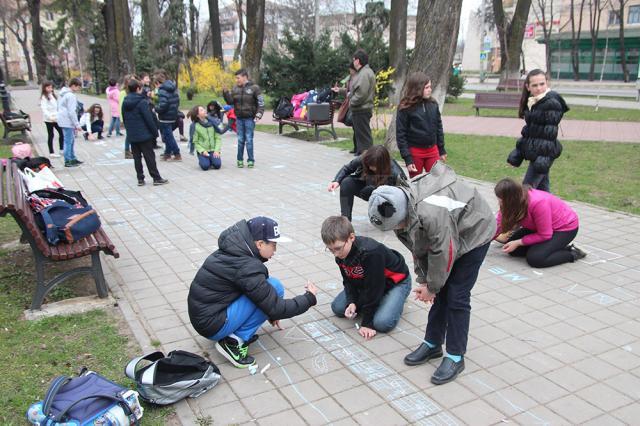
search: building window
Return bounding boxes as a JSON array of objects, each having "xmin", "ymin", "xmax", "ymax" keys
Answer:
[
  {"xmin": 45, "ymin": 11, "xmax": 54, "ymax": 21},
  {"xmin": 608, "ymin": 11, "xmax": 620, "ymax": 25},
  {"xmin": 629, "ymin": 5, "xmax": 640, "ymax": 24}
]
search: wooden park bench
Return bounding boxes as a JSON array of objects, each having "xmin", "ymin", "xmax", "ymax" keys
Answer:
[
  {"xmin": 0, "ymin": 110, "xmax": 31, "ymax": 140},
  {"xmin": 273, "ymin": 102, "xmax": 338, "ymax": 141},
  {"xmin": 496, "ymin": 78, "xmax": 523, "ymax": 92},
  {"xmin": 473, "ymin": 92, "xmax": 521, "ymax": 116},
  {"xmin": 0, "ymin": 160, "xmax": 119, "ymax": 310}
]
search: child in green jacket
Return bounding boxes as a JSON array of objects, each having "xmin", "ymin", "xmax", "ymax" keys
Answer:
[{"xmin": 190, "ymin": 105, "xmax": 229, "ymax": 170}]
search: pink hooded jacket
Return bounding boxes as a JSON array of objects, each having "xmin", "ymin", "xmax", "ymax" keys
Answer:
[{"xmin": 106, "ymin": 85, "xmax": 121, "ymax": 118}]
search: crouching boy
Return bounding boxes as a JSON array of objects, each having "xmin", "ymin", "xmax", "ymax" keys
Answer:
[
  {"xmin": 188, "ymin": 216, "xmax": 318, "ymax": 368},
  {"xmin": 321, "ymin": 215, "xmax": 411, "ymax": 340}
]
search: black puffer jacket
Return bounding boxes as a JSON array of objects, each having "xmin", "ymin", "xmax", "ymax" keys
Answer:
[
  {"xmin": 188, "ymin": 219, "xmax": 317, "ymax": 338},
  {"xmin": 396, "ymin": 100, "xmax": 446, "ymax": 166},
  {"xmin": 155, "ymin": 80, "xmax": 180, "ymax": 123},
  {"xmin": 223, "ymin": 81, "xmax": 265, "ymax": 120},
  {"xmin": 122, "ymin": 92, "xmax": 158, "ymax": 143},
  {"xmin": 508, "ymin": 91, "xmax": 569, "ymax": 174},
  {"xmin": 334, "ymin": 156, "xmax": 407, "ymax": 186}
]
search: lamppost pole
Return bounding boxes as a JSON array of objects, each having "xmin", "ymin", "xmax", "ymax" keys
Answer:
[{"xmin": 89, "ymin": 35, "xmax": 99, "ymax": 94}]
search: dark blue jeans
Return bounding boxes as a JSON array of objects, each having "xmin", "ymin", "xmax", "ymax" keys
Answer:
[
  {"xmin": 197, "ymin": 152, "xmax": 222, "ymax": 170},
  {"xmin": 209, "ymin": 277, "xmax": 284, "ymax": 342},
  {"xmin": 159, "ymin": 122, "xmax": 180, "ymax": 156},
  {"xmin": 236, "ymin": 118, "xmax": 255, "ymax": 162},
  {"xmin": 523, "ymin": 162, "xmax": 550, "ymax": 192},
  {"xmin": 331, "ymin": 276, "xmax": 412, "ymax": 332},
  {"xmin": 424, "ymin": 242, "xmax": 490, "ymax": 356}
]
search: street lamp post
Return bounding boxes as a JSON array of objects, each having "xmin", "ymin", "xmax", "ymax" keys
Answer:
[{"xmin": 89, "ymin": 35, "xmax": 99, "ymax": 94}]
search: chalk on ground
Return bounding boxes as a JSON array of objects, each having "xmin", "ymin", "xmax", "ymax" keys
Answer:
[
  {"xmin": 260, "ymin": 363, "xmax": 271, "ymax": 374},
  {"xmin": 248, "ymin": 364, "xmax": 258, "ymax": 375}
]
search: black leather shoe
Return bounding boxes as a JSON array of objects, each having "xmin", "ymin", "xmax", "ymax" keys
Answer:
[
  {"xmin": 404, "ymin": 343, "xmax": 443, "ymax": 366},
  {"xmin": 431, "ymin": 357, "xmax": 465, "ymax": 385}
]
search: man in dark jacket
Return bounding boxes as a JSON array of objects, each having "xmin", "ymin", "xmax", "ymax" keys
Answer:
[
  {"xmin": 122, "ymin": 79, "xmax": 168, "ymax": 186},
  {"xmin": 349, "ymin": 49, "xmax": 376, "ymax": 155},
  {"xmin": 223, "ymin": 69, "xmax": 264, "ymax": 168},
  {"xmin": 188, "ymin": 217, "xmax": 318, "ymax": 368},
  {"xmin": 154, "ymin": 73, "xmax": 182, "ymax": 161}
]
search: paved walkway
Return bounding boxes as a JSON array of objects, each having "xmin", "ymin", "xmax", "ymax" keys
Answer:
[{"xmin": 15, "ymin": 89, "xmax": 640, "ymax": 425}]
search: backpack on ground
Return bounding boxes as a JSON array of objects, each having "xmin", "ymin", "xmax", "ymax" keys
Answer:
[
  {"xmin": 26, "ymin": 369, "xmax": 143, "ymax": 425},
  {"xmin": 38, "ymin": 200, "xmax": 101, "ymax": 245},
  {"xmin": 125, "ymin": 350, "xmax": 221, "ymax": 406},
  {"xmin": 273, "ymin": 96, "xmax": 294, "ymax": 119}
]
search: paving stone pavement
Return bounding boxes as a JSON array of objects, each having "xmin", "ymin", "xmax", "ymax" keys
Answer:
[{"xmin": 15, "ymin": 90, "xmax": 640, "ymax": 425}]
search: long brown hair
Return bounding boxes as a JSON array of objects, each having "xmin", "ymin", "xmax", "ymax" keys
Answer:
[
  {"xmin": 361, "ymin": 145, "xmax": 392, "ymax": 186},
  {"xmin": 494, "ymin": 178, "xmax": 529, "ymax": 233},
  {"xmin": 518, "ymin": 69, "xmax": 546, "ymax": 118},
  {"xmin": 87, "ymin": 103, "xmax": 104, "ymax": 121},
  {"xmin": 41, "ymin": 81, "xmax": 56, "ymax": 100},
  {"xmin": 398, "ymin": 72, "xmax": 436, "ymax": 110}
]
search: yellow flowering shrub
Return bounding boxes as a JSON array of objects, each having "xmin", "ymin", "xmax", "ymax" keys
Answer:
[
  {"xmin": 178, "ymin": 57, "xmax": 241, "ymax": 93},
  {"xmin": 373, "ymin": 66, "xmax": 395, "ymax": 130}
]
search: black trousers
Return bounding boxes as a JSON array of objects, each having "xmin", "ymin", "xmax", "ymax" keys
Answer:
[
  {"xmin": 424, "ymin": 242, "xmax": 490, "ymax": 356},
  {"xmin": 131, "ymin": 139, "xmax": 162, "ymax": 182},
  {"xmin": 339, "ymin": 177, "xmax": 375, "ymax": 221},
  {"xmin": 45, "ymin": 122, "xmax": 64, "ymax": 153},
  {"xmin": 508, "ymin": 227, "xmax": 578, "ymax": 268},
  {"xmin": 523, "ymin": 162, "xmax": 550, "ymax": 192},
  {"xmin": 351, "ymin": 110, "xmax": 373, "ymax": 154}
]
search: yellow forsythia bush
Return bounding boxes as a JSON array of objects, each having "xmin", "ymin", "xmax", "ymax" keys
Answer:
[{"xmin": 178, "ymin": 57, "xmax": 241, "ymax": 93}]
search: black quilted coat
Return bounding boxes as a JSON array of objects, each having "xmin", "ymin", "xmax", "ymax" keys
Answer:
[
  {"xmin": 188, "ymin": 219, "xmax": 317, "ymax": 338},
  {"xmin": 507, "ymin": 91, "xmax": 569, "ymax": 174}
]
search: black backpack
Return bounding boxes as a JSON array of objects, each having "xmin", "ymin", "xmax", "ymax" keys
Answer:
[
  {"xmin": 273, "ymin": 96, "xmax": 294, "ymax": 119},
  {"xmin": 316, "ymin": 87, "xmax": 333, "ymax": 103}
]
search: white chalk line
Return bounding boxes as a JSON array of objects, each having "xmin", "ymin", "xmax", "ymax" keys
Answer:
[{"xmin": 256, "ymin": 340, "xmax": 332, "ymax": 424}]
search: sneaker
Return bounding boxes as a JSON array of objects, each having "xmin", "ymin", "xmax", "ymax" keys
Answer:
[
  {"xmin": 71, "ymin": 159, "xmax": 84, "ymax": 165},
  {"xmin": 107, "ymin": 133, "xmax": 112, "ymax": 138},
  {"xmin": 569, "ymin": 244, "xmax": 587, "ymax": 261},
  {"xmin": 215, "ymin": 337, "xmax": 255, "ymax": 368},
  {"xmin": 125, "ymin": 151, "xmax": 133, "ymax": 159},
  {"xmin": 172, "ymin": 154, "xmax": 182, "ymax": 162},
  {"xmin": 153, "ymin": 178, "xmax": 169, "ymax": 186},
  {"xmin": 237, "ymin": 161, "xmax": 244, "ymax": 168},
  {"xmin": 247, "ymin": 161, "xmax": 254, "ymax": 168},
  {"xmin": 137, "ymin": 180, "xmax": 145, "ymax": 186},
  {"xmin": 64, "ymin": 161, "xmax": 79, "ymax": 168},
  {"xmin": 180, "ymin": 135, "xmax": 188, "ymax": 142},
  {"xmin": 161, "ymin": 154, "xmax": 171, "ymax": 161},
  {"xmin": 246, "ymin": 334, "xmax": 260, "ymax": 345},
  {"xmin": 50, "ymin": 153, "xmax": 60, "ymax": 158}
]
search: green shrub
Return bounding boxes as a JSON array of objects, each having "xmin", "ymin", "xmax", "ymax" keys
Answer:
[
  {"xmin": 446, "ymin": 74, "xmax": 466, "ymax": 102},
  {"xmin": 10, "ymin": 79, "xmax": 27, "ymax": 86}
]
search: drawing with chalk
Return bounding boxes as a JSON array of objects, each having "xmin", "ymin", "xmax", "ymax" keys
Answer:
[
  {"xmin": 368, "ymin": 162, "xmax": 495, "ymax": 385},
  {"xmin": 494, "ymin": 178, "xmax": 586, "ymax": 268},
  {"xmin": 320, "ymin": 216, "xmax": 411, "ymax": 341},
  {"xmin": 188, "ymin": 216, "xmax": 318, "ymax": 369}
]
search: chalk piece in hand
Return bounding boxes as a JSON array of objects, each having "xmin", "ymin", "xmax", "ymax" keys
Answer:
[{"xmin": 355, "ymin": 323, "xmax": 360, "ymax": 330}]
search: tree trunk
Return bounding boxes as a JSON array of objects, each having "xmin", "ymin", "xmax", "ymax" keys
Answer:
[
  {"xmin": 534, "ymin": 0, "xmax": 554, "ymax": 75},
  {"xmin": 140, "ymin": 0, "xmax": 161, "ymax": 49},
  {"xmin": 388, "ymin": 0, "xmax": 408, "ymax": 105},
  {"xmin": 27, "ymin": 0, "xmax": 46, "ymax": 83},
  {"xmin": 502, "ymin": 0, "xmax": 533, "ymax": 81},
  {"xmin": 493, "ymin": 0, "xmax": 508, "ymax": 73},
  {"xmin": 570, "ymin": 0, "xmax": 586, "ymax": 80},
  {"xmin": 233, "ymin": 0, "xmax": 244, "ymax": 61},
  {"xmin": 209, "ymin": 0, "xmax": 223, "ymax": 62},
  {"xmin": 385, "ymin": 0, "xmax": 463, "ymax": 152},
  {"xmin": 6, "ymin": 0, "xmax": 35, "ymax": 81},
  {"xmin": 243, "ymin": 0, "xmax": 265, "ymax": 82},
  {"xmin": 189, "ymin": 0, "xmax": 197, "ymax": 56},
  {"xmin": 588, "ymin": 0, "xmax": 607, "ymax": 81},
  {"xmin": 618, "ymin": 1, "xmax": 629, "ymax": 82},
  {"xmin": 103, "ymin": 0, "xmax": 135, "ymax": 77}
]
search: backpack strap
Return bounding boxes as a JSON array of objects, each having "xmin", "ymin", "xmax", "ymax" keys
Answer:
[
  {"xmin": 51, "ymin": 393, "xmax": 131, "ymax": 422},
  {"xmin": 124, "ymin": 351, "xmax": 165, "ymax": 380},
  {"xmin": 41, "ymin": 375, "xmax": 72, "ymax": 416}
]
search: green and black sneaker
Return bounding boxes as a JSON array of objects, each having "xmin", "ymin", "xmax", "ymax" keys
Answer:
[{"xmin": 216, "ymin": 337, "xmax": 255, "ymax": 368}]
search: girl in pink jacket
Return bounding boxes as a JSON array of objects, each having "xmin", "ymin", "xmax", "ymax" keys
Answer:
[
  {"xmin": 494, "ymin": 178, "xmax": 586, "ymax": 268},
  {"xmin": 106, "ymin": 78, "xmax": 122, "ymax": 137}
]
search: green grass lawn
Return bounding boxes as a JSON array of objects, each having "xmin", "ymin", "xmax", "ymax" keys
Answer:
[
  {"xmin": 255, "ymin": 124, "xmax": 640, "ymax": 215},
  {"xmin": 442, "ymin": 97, "xmax": 640, "ymax": 122}
]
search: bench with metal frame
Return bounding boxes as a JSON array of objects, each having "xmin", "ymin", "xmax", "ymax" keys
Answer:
[
  {"xmin": 273, "ymin": 102, "xmax": 338, "ymax": 141},
  {"xmin": 473, "ymin": 92, "xmax": 521, "ymax": 116},
  {"xmin": 0, "ymin": 110, "xmax": 31, "ymax": 139},
  {"xmin": 0, "ymin": 160, "xmax": 119, "ymax": 310}
]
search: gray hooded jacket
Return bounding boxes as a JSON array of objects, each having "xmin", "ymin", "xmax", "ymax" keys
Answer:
[{"xmin": 395, "ymin": 162, "xmax": 496, "ymax": 294}]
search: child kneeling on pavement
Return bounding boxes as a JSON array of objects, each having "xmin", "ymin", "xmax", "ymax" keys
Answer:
[
  {"xmin": 188, "ymin": 217, "xmax": 318, "ymax": 367},
  {"xmin": 321, "ymin": 215, "xmax": 411, "ymax": 340},
  {"xmin": 189, "ymin": 104, "xmax": 228, "ymax": 170}
]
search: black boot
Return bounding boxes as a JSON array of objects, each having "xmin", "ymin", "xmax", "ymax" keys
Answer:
[{"xmin": 403, "ymin": 343, "xmax": 443, "ymax": 366}]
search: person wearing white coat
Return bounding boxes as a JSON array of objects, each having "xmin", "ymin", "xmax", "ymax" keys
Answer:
[{"xmin": 40, "ymin": 82, "xmax": 64, "ymax": 157}]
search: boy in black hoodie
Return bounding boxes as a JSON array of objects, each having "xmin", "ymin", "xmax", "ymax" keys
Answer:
[
  {"xmin": 188, "ymin": 217, "xmax": 318, "ymax": 368},
  {"xmin": 321, "ymin": 216, "xmax": 411, "ymax": 340}
]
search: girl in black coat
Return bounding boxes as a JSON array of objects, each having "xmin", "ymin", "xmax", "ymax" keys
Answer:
[
  {"xmin": 508, "ymin": 69, "xmax": 569, "ymax": 192},
  {"xmin": 328, "ymin": 145, "xmax": 407, "ymax": 221}
]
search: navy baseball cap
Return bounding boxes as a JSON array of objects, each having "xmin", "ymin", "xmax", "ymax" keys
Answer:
[{"xmin": 247, "ymin": 216, "xmax": 292, "ymax": 242}]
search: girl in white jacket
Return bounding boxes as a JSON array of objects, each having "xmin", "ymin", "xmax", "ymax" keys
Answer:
[
  {"xmin": 79, "ymin": 103, "xmax": 105, "ymax": 140},
  {"xmin": 40, "ymin": 82, "xmax": 63, "ymax": 157}
]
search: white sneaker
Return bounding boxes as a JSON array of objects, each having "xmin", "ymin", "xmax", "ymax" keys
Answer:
[{"xmin": 50, "ymin": 153, "xmax": 60, "ymax": 158}]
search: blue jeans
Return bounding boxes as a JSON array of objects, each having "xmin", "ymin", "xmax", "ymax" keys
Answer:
[
  {"xmin": 159, "ymin": 122, "xmax": 180, "ymax": 156},
  {"xmin": 236, "ymin": 118, "xmax": 255, "ymax": 162},
  {"xmin": 197, "ymin": 152, "xmax": 222, "ymax": 170},
  {"xmin": 209, "ymin": 277, "xmax": 285, "ymax": 342},
  {"xmin": 331, "ymin": 276, "xmax": 412, "ymax": 332},
  {"xmin": 61, "ymin": 127, "xmax": 76, "ymax": 163},
  {"xmin": 108, "ymin": 116, "xmax": 121, "ymax": 136},
  {"xmin": 188, "ymin": 122, "xmax": 196, "ymax": 154}
]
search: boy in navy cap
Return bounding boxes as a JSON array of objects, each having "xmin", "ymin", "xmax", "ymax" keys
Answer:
[{"xmin": 188, "ymin": 217, "xmax": 318, "ymax": 368}]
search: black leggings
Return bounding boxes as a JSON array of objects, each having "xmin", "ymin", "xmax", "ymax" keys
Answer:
[
  {"xmin": 339, "ymin": 177, "xmax": 374, "ymax": 221},
  {"xmin": 508, "ymin": 227, "xmax": 578, "ymax": 268},
  {"xmin": 45, "ymin": 122, "xmax": 64, "ymax": 153}
]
